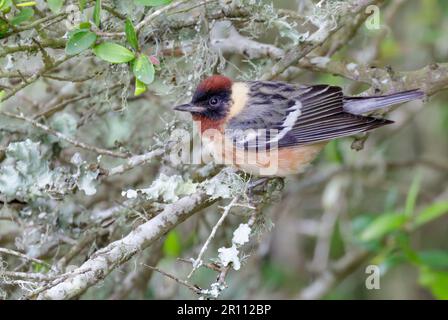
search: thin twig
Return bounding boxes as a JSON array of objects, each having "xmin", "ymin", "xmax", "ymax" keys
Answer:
[
  {"xmin": 136, "ymin": 0, "xmax": 191, "ymax": 31},
  {"xmin": 0, "ymin": 54, "xmax": 72, "ymax": 101},
  {"xmin": 177, "ymin": 257, "xmax": 221, "ymax": 272},
  {"xmin": 1, "ymin": 271, "xmax": 58, "ymax": 282},
  {"xmin": 24, "ymin": 268, "xmax": 93, "ymax": 300},
  {"xmin": 0, "ymin": 110, "xmax": 129, "ymax": 158},
  {"xmin": 0, "ymin": 248, "xmax": 52, "ymax": 269},
  {"xmin": 187, "ymin": 197, "xmax": 239, "ymax": 278},
  {"xmin": 142, "ymin": 263, "xmax": 202, "ymax": 294},
  {"xmin": 33, "ymin": 82, "xmax": 117, "ymax": 119},
  {"xmin": 105, "ymin": 147, "xmax": 167, "ymax": 176}
]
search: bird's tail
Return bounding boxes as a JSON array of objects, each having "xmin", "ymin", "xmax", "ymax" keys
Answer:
[{"xmin": 343, "ymin": 89, "xmax": 425, "ymax": 115}]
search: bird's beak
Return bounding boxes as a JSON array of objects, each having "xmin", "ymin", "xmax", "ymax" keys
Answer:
[{"xmin": 174, "ymin": 103, "xmax": 206, "ymax": 113}]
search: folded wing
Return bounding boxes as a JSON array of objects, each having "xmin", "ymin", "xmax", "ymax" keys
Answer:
[{"xmin": 226, "ymin": 82, "xmax": 392, "ymax": 150}]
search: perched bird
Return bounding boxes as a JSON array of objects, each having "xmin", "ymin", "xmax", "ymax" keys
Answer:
[{"xmin": 174, "ymin": 75, "xmax": 424, "ymax": 176}]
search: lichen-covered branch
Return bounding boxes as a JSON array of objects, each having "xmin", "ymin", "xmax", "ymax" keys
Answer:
[{"xmin": 35, "ymin": 182, "xmax": 218, "ymax": 300}]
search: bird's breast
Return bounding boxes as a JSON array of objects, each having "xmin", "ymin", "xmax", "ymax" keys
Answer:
[{"xmin": 200, "ymin": 133, "xmax": 326, "ymax": 176}]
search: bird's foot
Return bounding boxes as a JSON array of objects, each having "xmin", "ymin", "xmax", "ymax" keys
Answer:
[{"xmin": 247, "ymin": 177, "xmax": 284, "ymax": 197}]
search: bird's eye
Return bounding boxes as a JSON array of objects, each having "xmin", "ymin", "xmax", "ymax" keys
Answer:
[{"xmin": 209, "ymin": 97, "xmax": 220, "ymax": 106}]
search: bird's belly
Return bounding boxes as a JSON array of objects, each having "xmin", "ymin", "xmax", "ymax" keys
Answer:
[{"xmin": 202, "ymin": 135, "xmax": 325, "ymax": 176}]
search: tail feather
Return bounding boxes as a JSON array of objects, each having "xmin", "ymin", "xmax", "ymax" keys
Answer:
[{"xmin": 343, "ymin": 89, "xmax": 425, "ymax": 115}]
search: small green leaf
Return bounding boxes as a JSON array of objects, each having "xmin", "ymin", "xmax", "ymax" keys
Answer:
[
  {"xmin": 79, "ymin": 21, "xmax": 91, "ymax": 30},
  {"xmin": 65, "ymin": 30, "xmax": 97, "ymax": 55},
  {"xmin": 32, "ymin": 262, "xmax": 49, "ymax": 273},
  {"xmin": 360, "ymin": 213, "xmax": 407, "ymax": 242},
  {"xmin": 0, "ymin": 90, "xmax": 5, "ymax": 103},
  {"xmin": 66, "ymin": 28, "xmax": 81, "ymax": 39},
  {"xmin": 93, "ymin": 0, "xmax": 101, "ymax": 27},
  {"xmin": 0, "ymin": 0, "xmax": 11, "ymax": 13},
  {"xmin": 93, "ymin": 42, "xmax": 135, "ymax": 63},
  {"xmin": 134, "ymin": 78, "xmax": 147, "ymax": 96},
  {"xmin": 0, "ymin": 20, "xmax": 8, "ymax": 38},
  {"xmin": 47, "ymin": 0, "xmax": 64, "ymax": 13},
  {"xmin": 163, "ymin": 230, "xmax": 182, "ymax": 257},
  {"xmin": 11, "ymin": 7, "xmax": 34, "ymax": 25},
  {"xmin": 132, "ymin": 54, "xmax": 154, "ymax": 85},
  {"xmin": 16, "ymin": 1, "xmax": 36, "ymax": 7},
  {"xmin": 134, "ymin": 0, "xmax": 172, "ymax": 6},
  {"xmin": 419, "ymin": 268, "xmax": 448, "ymax": 299},
  {"xmin": 125, "ymin": 18, "xmax": 139, "ymax": 51},
  {"xmin": 414, "ymin": 201, "xmax": 448, "ymax": 227},
  {"xmin": 0, "ymin": 0, "xmax": 7, "ymax": 10},
  {"xmin": 79, "ymin": 0, "xmax": 86, "ymax": 11}
]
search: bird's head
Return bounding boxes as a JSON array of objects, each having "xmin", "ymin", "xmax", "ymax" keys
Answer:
[{"xmin": 174, "ymin": 75, "xmax": 232, "ymax": 121}]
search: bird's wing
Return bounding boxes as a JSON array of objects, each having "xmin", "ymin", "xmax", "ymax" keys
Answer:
[{"xmin": 226, "ymin": 82, "xmax": 392, "ymax": 150}]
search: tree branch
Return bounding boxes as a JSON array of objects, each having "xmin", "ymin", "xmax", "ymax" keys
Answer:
[
  {"xmin": 35, "ymin": 182, "xmax": 220, "ymax": 299},
  {"xmin": 0, "ymin": 110, "xmax": 129, "ymax": 159}
]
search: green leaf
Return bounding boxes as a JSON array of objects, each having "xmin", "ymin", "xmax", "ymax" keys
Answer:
[
  {"xmin": 0, "ymin": 20, "xmax": 8, "ymax": 38},
  {"xmin": 134, "ymin": 0, "xmax": 172, "ymax": 6},
  {"xmin": 11, "ymin": 7, "xmax": 34, "ymax": 25},
  {"xmin": 404, "ymin": 172, "xmax": 421, "ymax": 217},
  {"xmin": 47, "ymin": 0, "xmax": 64, "ymax": 13},
  {"xmin": 0, "ymin": 0, "xmax": 11, "ymax": 12},
  {"xmin": 134, "ymin": 78, "xmax": 147, "ymax": 96},
  {"xmin": 93, "ymin": 42, "xmax": 135, "ymax": 63},
  {"xmin": 132, "ymin": 54, "xmax": 154, "ymax": 85},
  {"xmin": 0, "ymin": 90, "xmax": 5, "ymax": 103},
  {"xmin": 65, "ymin": 30, "xmax": 97, "ymax": 55},
  {"xmin": 93, "ymin": 0, "xmax": 101, "ymax": 27},
  {"xmin": 79, "ymin": 0, "xmax": 86, "ymax": 11},
  {"xmin": 419, "ymin": 268, "xmax": 448, "ymax": 299},
  {"xmin": 414, "ymin": 201, "xmax": 448, "ymax": 227},
  {"xmin": 79, "ymin": 21, "xmax": 91, "ymax": 30},
  {"xmin": 16, "ymin": 1, "xmax": 36, "ymax": 7},
  {"xmin": 163, "ymin": 230, "xmax": 182, "ymax": 257},
  {"xmin": 32, "ymin": 262, "xmax": 49, "ymax": 273},
  {"xmin": 419, "ymin": 251, "xmax": 448, "ymax": 270},
  {"xmin": 125, "ymin": 18, "xmax": 139, "ymax": 51},
  {"xmin": 360, "ymin": 213, "xmax": 407, "ymax": 242}
]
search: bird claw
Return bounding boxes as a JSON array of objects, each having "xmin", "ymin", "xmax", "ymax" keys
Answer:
[
  {"xmin": 247, "ymin": 177, "xmax": 284, "ymax": 196},
  {"xmin": 248, "ymin": 177, "xmax": 269, "ymax": 190}
]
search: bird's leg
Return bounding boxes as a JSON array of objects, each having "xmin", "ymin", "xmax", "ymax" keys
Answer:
[
  {"xmin": 248, "ymin": 177, "xmax": 269, "ymax": 190},
  {"xmin": 247, "ymin": 176, "xmax": 285, "ymax": 207},
  {"xmin": 249, "ymin": 177, "xmax": 285, "ymax": 191},
  {"xmin": 247, "ymin": 177, "xmax": 269, "ymax": 206}
]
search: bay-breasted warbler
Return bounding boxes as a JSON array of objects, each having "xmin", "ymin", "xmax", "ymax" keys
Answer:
[{"xmin": 174, "ymin": 75, "xmax": 424, "ymax": 176}]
